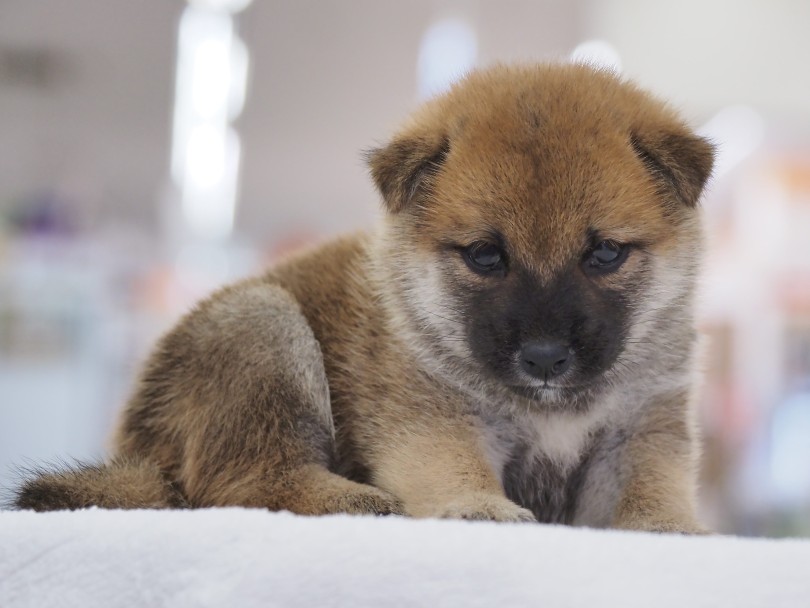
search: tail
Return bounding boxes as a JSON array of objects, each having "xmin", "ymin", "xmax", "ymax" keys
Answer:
[{"xmin": 13, "ymin": 457, "xmax": 186, "ymax": 511}]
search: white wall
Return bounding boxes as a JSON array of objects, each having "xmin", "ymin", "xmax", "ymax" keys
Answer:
[{"xmin": 3, "ymin": 1, "xmax": 806, "ymax": 245}]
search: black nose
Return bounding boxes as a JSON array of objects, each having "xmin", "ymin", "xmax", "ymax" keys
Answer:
[{"xmin": 519, "ymin": 341, "xmax": 572, "ymax": 380}]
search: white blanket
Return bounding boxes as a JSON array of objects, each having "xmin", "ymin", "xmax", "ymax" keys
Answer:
[{"xmin": 1, "ymin": 508, "xmax": 808, "ymax": 607}]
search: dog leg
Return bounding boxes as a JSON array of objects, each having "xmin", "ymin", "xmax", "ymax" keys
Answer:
[
  {"xmin": 372, "ymin": 423, "xmax": 535, "ymax": 522},
  {"xmin": 118, "ymin": 279, "xmax": 402, "ymax": 516},
  {"xmin": 611, "ymin": 390, "xmax": 707, "ymax": 534}
]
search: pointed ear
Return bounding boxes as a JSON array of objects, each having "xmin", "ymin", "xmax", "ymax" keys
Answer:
[
  {"xmin": 365, "ymin": 133, "xmax": 450, "ymax": 214},
  {"xmin": 630, "ymin": 131, "xmax": 715, "ymax": 208}
]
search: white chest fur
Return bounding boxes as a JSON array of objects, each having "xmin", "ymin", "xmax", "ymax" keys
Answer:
[
  {"xmin": 477, "ymin": 394, "xmax": 621, "ymax": 483},
  {"xmin": 521, "ymin": 408, "xmax": 609, "ymax": 467}
]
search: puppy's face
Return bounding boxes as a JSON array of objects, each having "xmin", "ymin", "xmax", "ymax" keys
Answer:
[{"xmin": 369, "ymin": 65, "xmax": 713, "ymax": 409}]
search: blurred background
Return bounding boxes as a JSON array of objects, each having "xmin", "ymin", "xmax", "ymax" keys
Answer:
[{"xmin": 1, "ymin": 0, "xmax": 809, "ymax": 536}]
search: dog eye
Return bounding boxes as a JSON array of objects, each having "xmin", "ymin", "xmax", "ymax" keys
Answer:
[
  {"xmin": 463, "ymin": 241, "xmax": 507, "ymax": 275},
  {"xmin": 584, "ymin": 240, "xmax": 628, "ymax": 273}
]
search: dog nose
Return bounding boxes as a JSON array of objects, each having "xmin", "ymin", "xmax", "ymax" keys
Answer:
[{"xmin": 519, "ymin": 341, "xmax": 572, "ymax": 380}]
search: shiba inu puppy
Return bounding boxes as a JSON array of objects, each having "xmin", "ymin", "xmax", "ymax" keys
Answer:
[{"xmin": 16, "ymin": 63, "xmax": 714, "ymax": 533}]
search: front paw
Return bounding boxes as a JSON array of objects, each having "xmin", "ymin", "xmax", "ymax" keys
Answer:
[
  {"xmin": 614, "ymin": 517, "xmax": 711, "ymax": 535},
  {"xmin": 334, "ymin": 487, "xmax": 405, "ymax": 516},
  {"xmin": 433, "ymin": 493, "xmax": 537, "ymax": 523}
]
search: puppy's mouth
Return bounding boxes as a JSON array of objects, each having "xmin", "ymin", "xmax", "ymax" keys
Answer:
[{"xmin": 504, "ymin": 378, "xmax": 600, "ymax": 402}]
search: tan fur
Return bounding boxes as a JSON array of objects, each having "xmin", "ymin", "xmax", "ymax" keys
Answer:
[
  {"xmin": 611, "ymin": 389, "xmax": 705, "ymax": 533},
  {"xmin": 16, "ymin": 63, "xmax": 713, "ymax": 533}
]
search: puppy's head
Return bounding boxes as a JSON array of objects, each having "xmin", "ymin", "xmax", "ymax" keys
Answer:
[{"xmin": 368, "ymin": 64, "xmax": 713, "ymax": 410}]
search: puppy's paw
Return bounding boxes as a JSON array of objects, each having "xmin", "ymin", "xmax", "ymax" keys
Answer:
[
  {"xmin": 614, "ymin": 517, "xmax": 711, "ymax": 535},
  {"xmin": 331, "ymin": 487, "xmax": 405, "ymax": 516},
  {"xmin": 434, "ymin": 493, "xmax": 536, "ymax": 523}
]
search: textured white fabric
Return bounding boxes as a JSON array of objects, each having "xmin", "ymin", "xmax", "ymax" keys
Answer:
[{"xmin": 1, "ymin": 508, "xmax": 809, "ymax": 607}]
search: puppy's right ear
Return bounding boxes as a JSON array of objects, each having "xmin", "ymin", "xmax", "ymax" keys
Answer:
[{"xmin": 366, "ymin": 133, "xmax": 450, "ymax": 214}]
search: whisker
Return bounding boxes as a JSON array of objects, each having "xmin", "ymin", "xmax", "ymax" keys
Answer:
[{"xmin": 418, "ymin": 308, "xmax": 464, "ymax": 326}]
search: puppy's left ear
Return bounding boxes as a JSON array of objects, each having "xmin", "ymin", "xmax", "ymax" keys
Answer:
[
  {"xmin": 630, "ymin": 131, "xmax": 715, "ymax": 208},
  {"xmin": 366, "ymin": 133, "xmax": 450, "ymax": 214}
]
